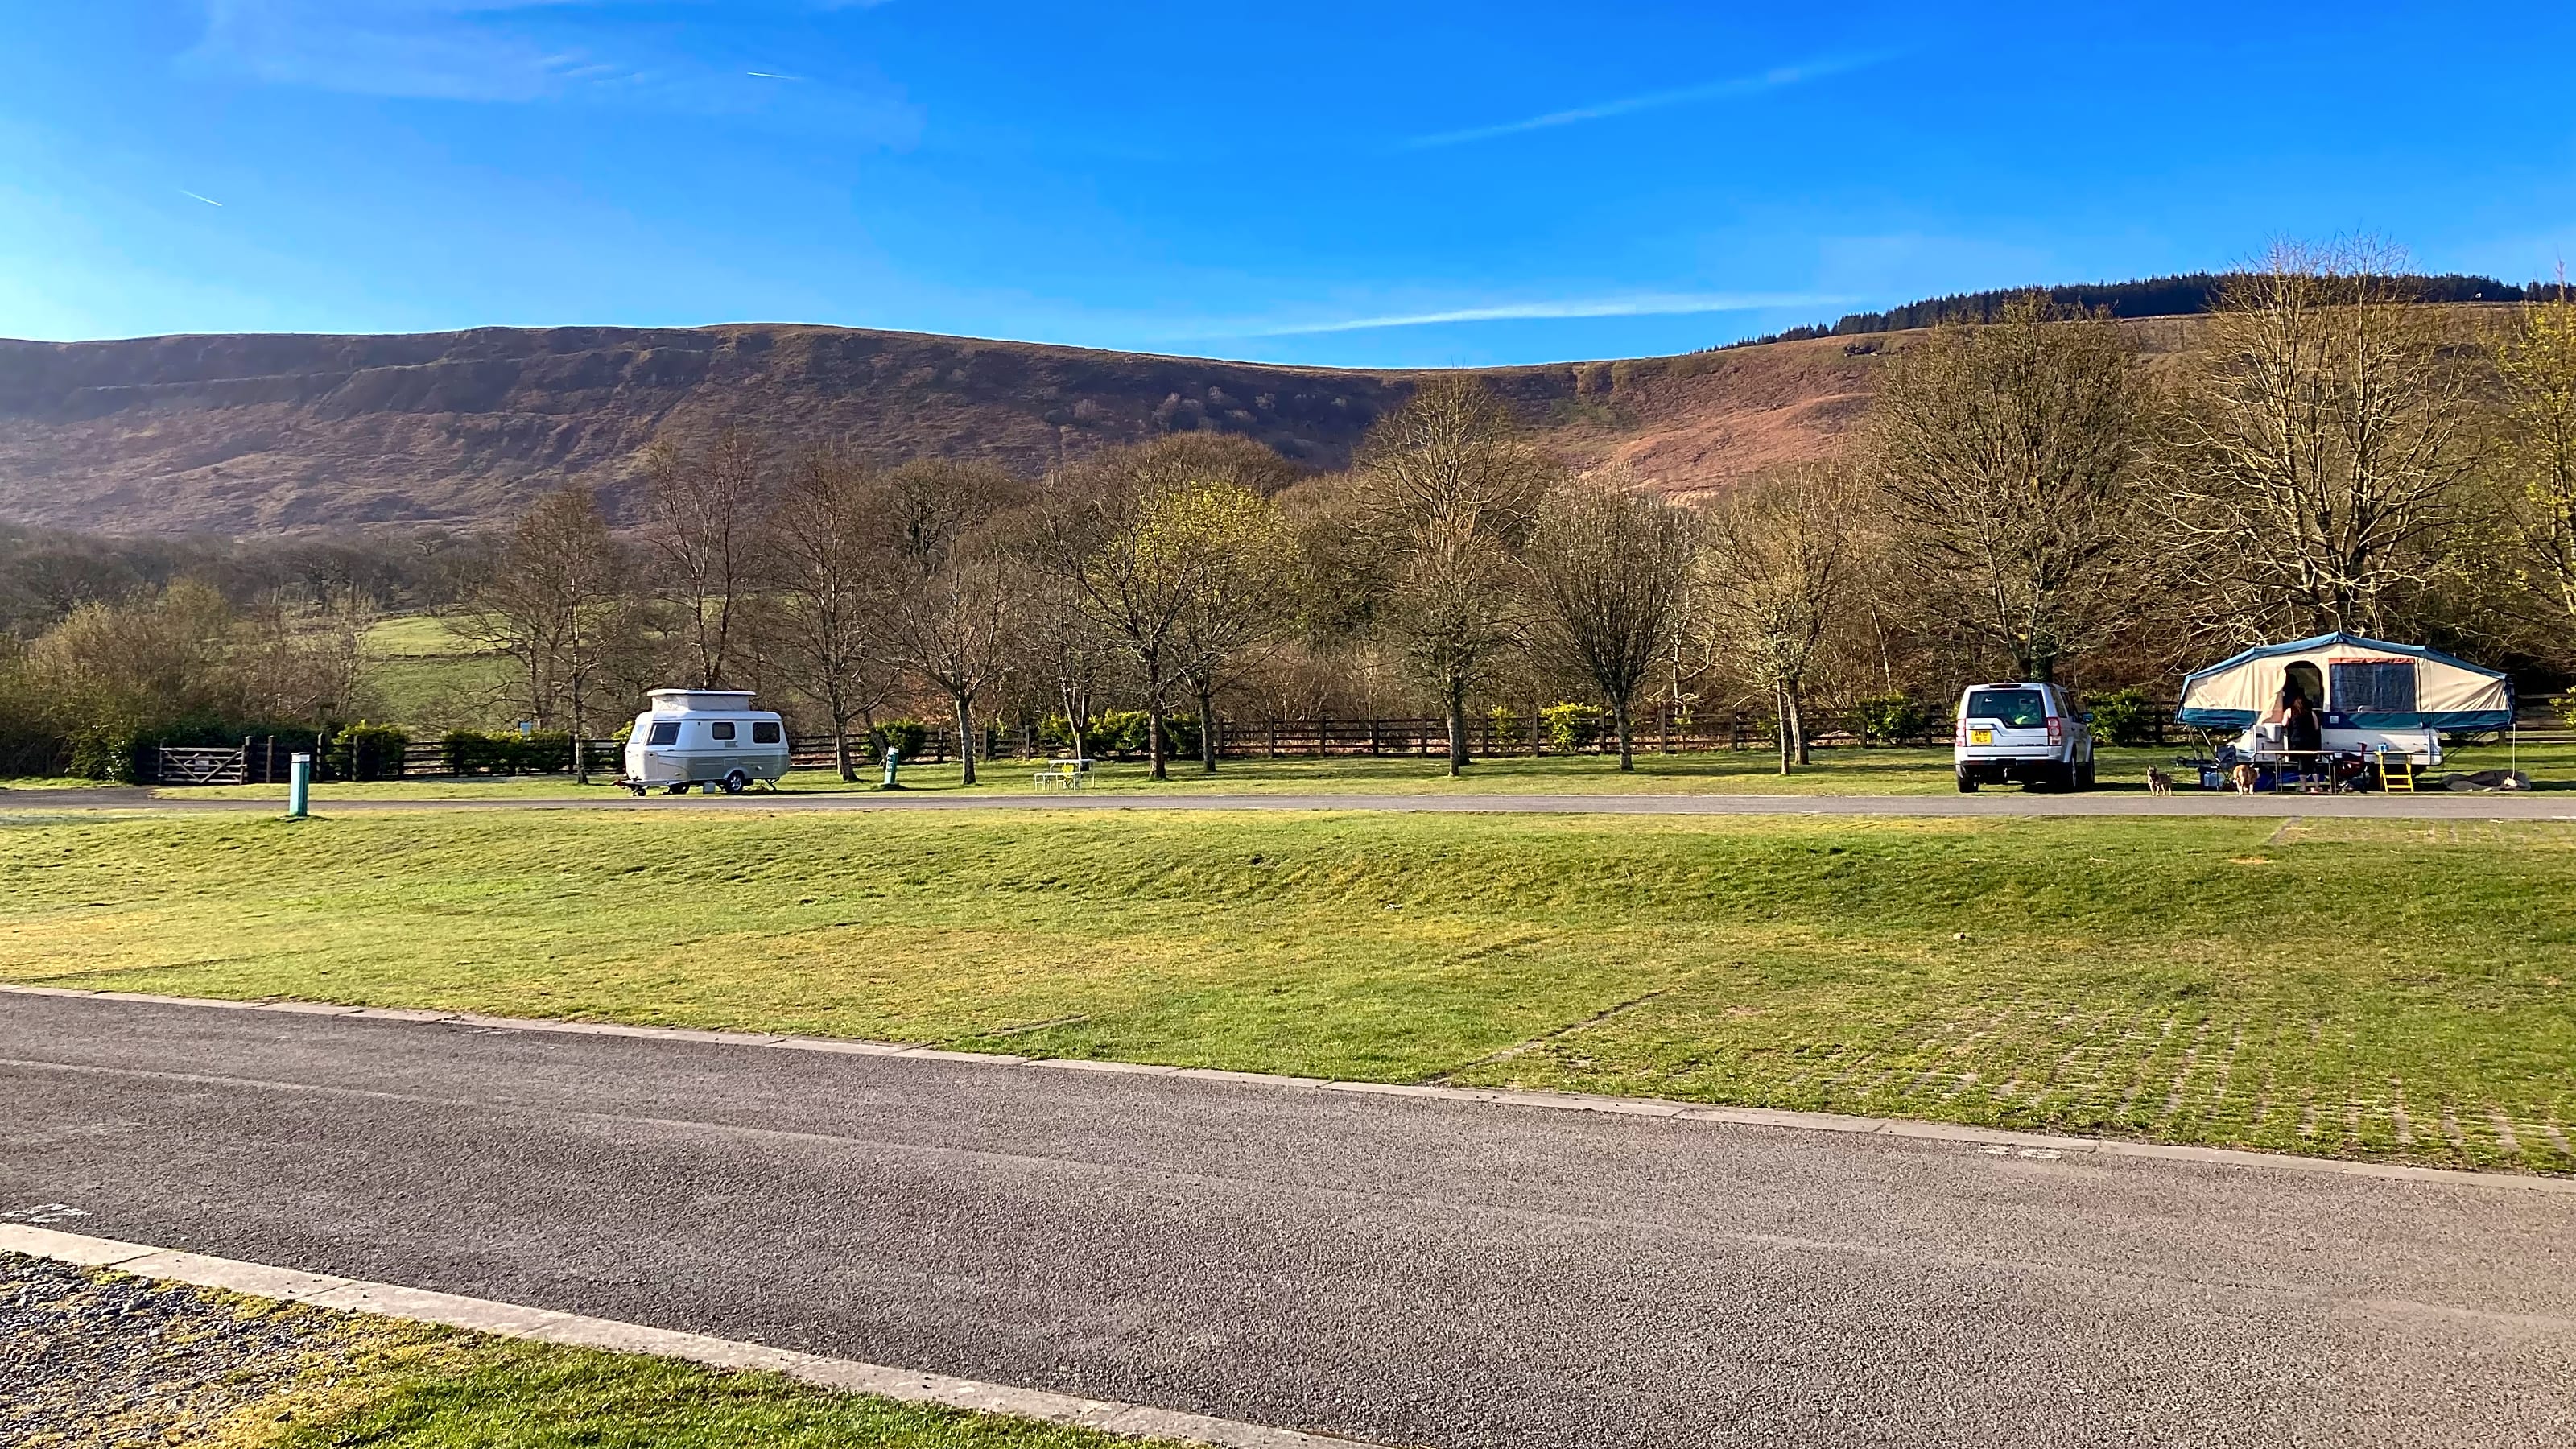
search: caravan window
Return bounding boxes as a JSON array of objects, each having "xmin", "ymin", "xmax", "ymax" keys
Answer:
[
  {"xmin": 711, "ymin": 720, "xmax": 737, "ymax": 742},
  {"xmin": 646, "ymin": 722, "xmax": 679, "ymax": 747},
  {"xmin": 2330, "ymin": 662, "xmax": 2415, "ymax": 713},
  {"xmin": 752, "ymin": 721, "xmax": 782, "ymax": 745}
]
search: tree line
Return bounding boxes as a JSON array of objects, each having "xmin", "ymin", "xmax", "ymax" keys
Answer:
[
  {"xmin": 1731, "ymin": 263, "xmax": 2544, "ymax": 349},
  {"xmin": 6, "ymin": 236, "xmax": 2575, "ymax": 782}
]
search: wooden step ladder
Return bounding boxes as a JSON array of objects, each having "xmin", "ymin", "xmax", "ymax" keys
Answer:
[{"xmin": 2377, "ymin": 751, "xmax": 2417, "ymax": 793}]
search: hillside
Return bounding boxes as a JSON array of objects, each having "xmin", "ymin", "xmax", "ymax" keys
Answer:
[{"xmin": 0, "ymin": 324, "xmax": 1883, "ymax": 535}]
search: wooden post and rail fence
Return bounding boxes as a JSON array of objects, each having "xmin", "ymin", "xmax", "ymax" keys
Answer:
[{"xmin": 155, "ymin": 701, "xmax": 2409, "ymax": 784}]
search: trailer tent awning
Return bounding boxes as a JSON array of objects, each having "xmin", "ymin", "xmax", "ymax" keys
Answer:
[{"xmin": 2174, "ymin": 633, "xmax": 2513, "ymax": 732}]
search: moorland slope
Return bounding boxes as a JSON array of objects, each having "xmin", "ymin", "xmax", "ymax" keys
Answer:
[{"xmin": 0, "ymin": 324, "xmax": 1886, "ymax": 534}]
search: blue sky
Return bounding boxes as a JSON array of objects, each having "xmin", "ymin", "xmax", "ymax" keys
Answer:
[{"xmin": 5, "ymin": 2, "xmax": 2574, "ymax": 367}]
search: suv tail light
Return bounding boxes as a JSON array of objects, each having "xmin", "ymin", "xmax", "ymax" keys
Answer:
[
  {"xmin": 1955, "ymin": 718, "xmax": 1970, "ymax": 746},
  {"xmin": 2047, "ymin": 716, "xmax": 2064, "ymax": 745}
]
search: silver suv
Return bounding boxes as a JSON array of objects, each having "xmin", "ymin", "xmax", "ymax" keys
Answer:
[{"xmin": 1953, "ymin": 682, "xmax": 2094, "ymax": 791}]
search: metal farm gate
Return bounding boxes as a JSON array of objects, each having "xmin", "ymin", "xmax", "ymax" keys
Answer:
[{"xmin": 153, "ymin": 746, "xmax": 247, "ymax": 786}]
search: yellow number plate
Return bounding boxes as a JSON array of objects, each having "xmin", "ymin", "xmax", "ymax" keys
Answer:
[{"xmin": 1970, "ymin": 729, "xmax": 1993, "ymax": 745}]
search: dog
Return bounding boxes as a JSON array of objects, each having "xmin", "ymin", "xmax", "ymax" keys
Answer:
[
  {"xmin": 2230, "ymin": 762, "xmax": 2260, "ymax": 795},
  {"xmin": 2146, "ymin": 767, "xmax": 2174, "ymax": 796}
]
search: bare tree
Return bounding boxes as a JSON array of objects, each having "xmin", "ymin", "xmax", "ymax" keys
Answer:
[
  {"xmin": 2169, "ymin": 238, "xmax": 2487, "ymax": 638},
  {"xmin": 1699, "ymin": 465, "xmax": 1856, "ymax": 774},
  {"xmin": 1868, "ymin": 293, "xmax": 2161, "ymax": 682},
  {"xmin": 234, "ymin": 589, "xmax": 376, "ymax": 725},
  {"xmin": 871, "ymin": 458, "xmax": 1026, "ymax": 786},
  {"xmin": 1525, "ymin": 469, "xmax": 1697, "ymax": 770},
  {"xmin": 1360, "ymin": 378, "xmax": 1558, "ymax": 774},
  {"xmin": 1021, "ymin": 586, "xmax": 1118, "ymax": 766},
  {"xmin": 770, "ymin": 444, "xmax": 895, "ymax": 781},
  {"xmin": 2501, "ymin": 278, "xmax": 2576, "ymax": 658},
  {"xmin": 640, "ymin": 426, "xmax": 766, "ymax": 689},
  {"xmin": 464, "ymin": 483, "xmax": 629, "ymax": 781}
]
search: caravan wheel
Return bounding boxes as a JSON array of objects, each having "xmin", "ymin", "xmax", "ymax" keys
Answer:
[{"xmin": 720, "ymin": 770, "xmax": 751, "ymax": 795}]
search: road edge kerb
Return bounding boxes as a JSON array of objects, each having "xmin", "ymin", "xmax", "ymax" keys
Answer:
[
  {"xmin": 0, "ymin": 1223, "xmax": 1373, "ymax": 1449},
  {"xmin": 6, "ymin": 981, "xmax": 2571, "ymax": 1195}
]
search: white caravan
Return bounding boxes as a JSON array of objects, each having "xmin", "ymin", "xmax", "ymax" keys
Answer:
[{"xmin": 620, "ymin": 690, "xmax": 791, "ymax": 795}]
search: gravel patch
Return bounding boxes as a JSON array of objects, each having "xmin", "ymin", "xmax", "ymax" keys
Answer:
[{"xmin": 1, "ymin": 1250, "xmax": 379, "ymax": 1447}]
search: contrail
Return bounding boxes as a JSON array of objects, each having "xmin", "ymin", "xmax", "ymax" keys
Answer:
[
  {"xmin": 745, "ymin": 71, "xmax": 800, "ymax": 80},
  {"xmin": 1403, "ymin": 52, "xmax": 1893, "ymax": 149},
  {"xmin": 179, "ymin": 189, "xmax": 223, "ymax": 207}
]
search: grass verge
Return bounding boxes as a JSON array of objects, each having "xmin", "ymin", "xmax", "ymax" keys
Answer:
[
  {"xmin": 0, "ymin": 1252, "xmax": 1172, "ymax": 1449},
  {"xmin": 4, "ymin": 807, "xmax": 2570, "ymax": 1172}
]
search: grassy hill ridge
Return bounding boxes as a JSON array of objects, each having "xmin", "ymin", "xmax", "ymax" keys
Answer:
[{"xmin": 0, "ymin": 322, "xmax": 1880, "ymax": 535}]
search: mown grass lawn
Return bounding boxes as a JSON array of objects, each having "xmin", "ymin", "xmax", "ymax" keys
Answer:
[
  {"xmin": 253, "ymin": 1339, "xmax": 1173, "ymax": 1449},
  {"xmin": 3, "ymin": 808, "xmax": 2570, "ymax": 1173},
  {"xmin": 107, "ymin": 737, "xmax": 2576, "ymax": 803}
]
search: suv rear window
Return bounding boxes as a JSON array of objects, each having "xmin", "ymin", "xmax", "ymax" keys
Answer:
[
  {"xmin": 752, "ymin": 721, "xmax": 782, "ymax": 745},
  {"xmin": 1965, "ymin": 689, "xmax": 2048, "ymax": 728},
  {"xmin": 646, "ymin": 722, "xmax": 679, "ymax": 746}
]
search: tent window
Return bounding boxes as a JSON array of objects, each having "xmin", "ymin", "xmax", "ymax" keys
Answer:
[{"xmin": 2330, "ymin": 662, "xmax": 2415, "ymax": 713}]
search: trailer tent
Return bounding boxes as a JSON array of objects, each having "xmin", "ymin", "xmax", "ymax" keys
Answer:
[{"xmin": 2176, "ymin": 633, "xmax": 2512, "ymax": 733}]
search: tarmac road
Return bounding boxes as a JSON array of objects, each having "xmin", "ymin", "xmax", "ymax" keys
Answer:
[
  {"xmin": 4, "ymin": 784, "xmax": 2574, "ymax": 820},
  {"xmin": 4, "ymin": 993, "xmax": 2571, "ymax": 1448}
]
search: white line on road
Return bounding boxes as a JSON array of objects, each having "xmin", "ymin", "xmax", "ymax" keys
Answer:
[{"xmin": 0, "ymin": 1223, "xmax": 1373, "ymax": 1449}]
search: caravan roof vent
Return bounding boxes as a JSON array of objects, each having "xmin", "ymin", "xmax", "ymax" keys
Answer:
[{"xmin": 646, "ymin": 689, "xmax": 758, "ymax": 715}]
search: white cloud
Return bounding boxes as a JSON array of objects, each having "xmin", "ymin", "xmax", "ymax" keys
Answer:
[
  {"xmin": 1404, "ymin": 53, "xmax": 1891, "ymax": 150},
  {"xmin": 1183, "ymin": 291, "xmax": 1850, "ymax": 338},
  {"xmin": 180, "ymin": 2, "xmax": 923, "ymax": 143},
  {"xmin": 184, "ymin": 1, "xmax": 608, "ymax": 103}
]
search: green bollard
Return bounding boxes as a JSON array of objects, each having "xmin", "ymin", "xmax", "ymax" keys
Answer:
[
  {"xmin": 287, "ymin": 752, "xmax": 312, "ymax": 819},
  {"xmin": 881, "ymin": 747, "xmax": 902, "ymax": 789}
]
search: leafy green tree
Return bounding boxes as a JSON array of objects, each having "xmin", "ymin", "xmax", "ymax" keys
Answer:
[
  {"xmin": 1038, "ymin": 439, "xmax": 1290, "ymax": 781},
  {"xmin": 1170, "ymin": 484, "xmax": 1304, "ymax": 773}
]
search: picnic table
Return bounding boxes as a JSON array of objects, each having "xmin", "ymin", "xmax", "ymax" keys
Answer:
[{"xmin": 1034, "ymin": 758, "xmax": 1093, "ymax": 791}]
